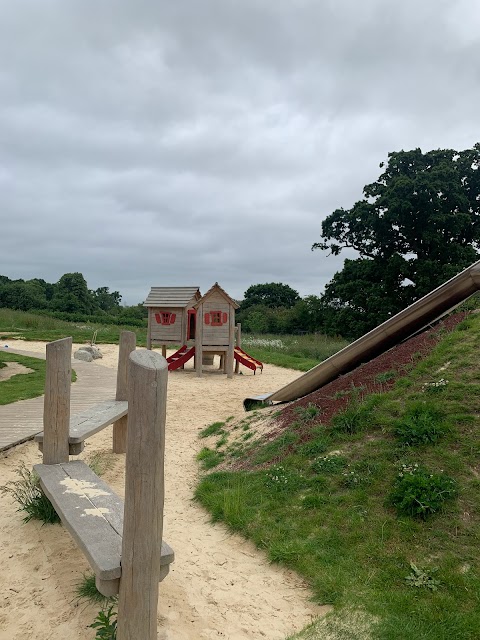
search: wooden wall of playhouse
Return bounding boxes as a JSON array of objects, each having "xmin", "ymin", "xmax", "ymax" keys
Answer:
[
  {"xmin": 144, "ymin": 283, "xmax": 239, "ymax": 377},
  {"xmin": 145, "ymin": 287, "xmax": 201, "ymax": 354}
]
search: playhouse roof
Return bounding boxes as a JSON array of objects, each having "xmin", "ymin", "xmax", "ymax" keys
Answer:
[
  {"xmin": 143, "ymin": 286, "xmax": 201, "ymax": 308},
  {"xmin": 194, "ymin": 282, "xmax": 240, "ymax": 309}
]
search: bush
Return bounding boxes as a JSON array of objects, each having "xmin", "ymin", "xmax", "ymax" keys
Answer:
[
  {"xmin": 395, "ymin": 402, "xmax": 449, "ymax": 446},
  {"xmin": 389, "ymin": 464, "xmax": 457, "ymax": 519}
]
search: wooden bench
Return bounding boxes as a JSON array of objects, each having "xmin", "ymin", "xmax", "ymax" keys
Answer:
[
  {"xmin": 37, "ymin": 336, "xmax": 174, "ymax": 639},
  {"xmin": 35, "ymin": 399, "xmax": 128, "ymax": 454},
  {"xmin": 34, "ymin": 460, "xmax": 174, "ymax": 595}
]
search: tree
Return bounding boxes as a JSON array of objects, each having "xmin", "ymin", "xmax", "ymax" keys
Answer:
[
  {"xmin": 241, "ymin": 282, "xmax": 300, "ymax": 310},
  {"xmin": 93, "ymin": 287, "xmax": 122, "ymax": 312},
  {"xmin": 313, "ymin": 145, "xmax": 480, "ymax": 336},
  {"xmin": 51, "ymin": 272, "xmax": 96, "ymax": 314}
]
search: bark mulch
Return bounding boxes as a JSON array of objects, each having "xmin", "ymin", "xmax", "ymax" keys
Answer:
[{"xmin": 264, "ymin": 311, "xmax": 467, "ymax": 449}]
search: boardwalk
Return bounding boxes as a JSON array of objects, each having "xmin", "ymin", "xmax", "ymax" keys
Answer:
[{"xmin": 0, "ymin": 347, "xmax": 118, "ymax": 452}]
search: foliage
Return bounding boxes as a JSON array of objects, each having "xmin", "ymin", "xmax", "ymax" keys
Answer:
[
  {"xmin": 0, "ymin": 463, "xmax": 60, "ymax": 524},
  {"xmin": 196, "ymin": 447, "xmax": 224, "ymax": 470},
  {"xmin": 394, "ymin": 402, "xmax": 449, "ymax": 446},
  {"xmin": 405, "ymin": 563, "xmax": 441, "ymax": 591},
  {"xmin": 199, "ymin": 421, "xmax": 226, "ymax": 438},
  {"xmin": 389, "ymin": 464, "xmax": 457, "ymax": 519},
  {"xmin": 75, "ymin": 573, "xmax": 113, "ymax": 605},
  {"xmin": 313, "ymin": 145, "xmax": 480, "ymax": 338},
  {"xmin": 89, "ymin": 605, "xmax": 117, "ymax": 639},
  {"xmin": 311, "ymin": 454, "xmax": 347, "ymax": 474},
  {"xmin": 241, "ymin": 282, "xmax": 300, "ymax": 310}
]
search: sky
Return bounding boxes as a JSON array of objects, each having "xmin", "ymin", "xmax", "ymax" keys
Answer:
[{"xmin": 1, "ymin": 0, "xmax": 479, "ymax": 306}]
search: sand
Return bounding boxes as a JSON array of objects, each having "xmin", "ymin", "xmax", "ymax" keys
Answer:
[{"xmin": 0, "ymin": 341, "xmax": 327, "ymax": 640}]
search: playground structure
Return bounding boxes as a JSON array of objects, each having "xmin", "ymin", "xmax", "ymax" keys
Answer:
[
  {"xmin": 145, "ymin": 283, "xmax": 263, "ymax": 377},
  {"xmin": 34, "ymin": 333, "xmax": 173, "ymax": 640},
  {"xmin": 245, "ymin": 260, "xmax": 480, "ymax": 409}
]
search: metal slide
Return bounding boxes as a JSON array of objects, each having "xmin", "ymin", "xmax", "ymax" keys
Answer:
[{"xmin": 244, "ymin": 260, "xmax": 480, "ymax": 409}]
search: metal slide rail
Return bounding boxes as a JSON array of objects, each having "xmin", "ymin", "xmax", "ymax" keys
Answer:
[{"xmin": 244, "ymin": 260, "xmax": 480, "ymax": 409}]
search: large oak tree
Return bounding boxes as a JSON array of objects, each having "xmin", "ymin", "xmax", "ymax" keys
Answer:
[{"xmin": 314, "ymin": 145, "xmax": 480, "ymax": 337}]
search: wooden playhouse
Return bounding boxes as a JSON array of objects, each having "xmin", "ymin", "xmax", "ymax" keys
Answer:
[{"xmin": 144, "ymin": 283, "xmax": 263, "ymax": 377}]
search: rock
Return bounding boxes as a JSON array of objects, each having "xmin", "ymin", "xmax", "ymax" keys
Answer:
[
  {"xmin": 74, "ymin": 349, "xmax": 93, "ymax": 362},
  {"xmin": 77, "ymin": 345, "xmax": 103, "ymax": 359}
]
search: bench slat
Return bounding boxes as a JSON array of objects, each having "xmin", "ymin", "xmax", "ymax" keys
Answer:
[
  {"xmin": 34, "ymin": 461, "xmax": 174, "ymax": 583},
  {"xmin": 35, "ymin": 400, "xmax": 128, "ymax": 445}
]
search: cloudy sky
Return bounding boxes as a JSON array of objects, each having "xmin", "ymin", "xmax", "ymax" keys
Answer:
[{"xmin": 1, "ymin": 1, "xmax": 479, "ymax": 305}]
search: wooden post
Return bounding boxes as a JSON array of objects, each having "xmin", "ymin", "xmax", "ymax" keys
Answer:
[
  {"xmin": 195, "ymin": 302, "xmax": 203, "ymax": 377},
  {"xmin": 113, "ymin": 331, "xmax": 136, "ymax": 454},
  {"xmin": 117, "ymin": 350, "xmax": 168, "ymax": 640},
  {"xmin": 43, "ymin": 338, "xmax": 72, "ymax": 465},
  {"xmin": 226, "ymin": 309, "xmax": 235, "ymax": 378},
  {"xmin": 235, "ymin": 323, "xmax": 241, "ymax": 374},
  {"xmin": 146, "ymin": 310, "xmax": 152, "ymax": 350}
]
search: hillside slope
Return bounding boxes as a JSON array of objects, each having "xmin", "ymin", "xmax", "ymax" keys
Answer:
[{"xmin": 196, "ymin": 311, "xmax": 480, "ymax": 640}]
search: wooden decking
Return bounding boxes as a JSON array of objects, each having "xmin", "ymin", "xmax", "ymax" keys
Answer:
[{"xmin": 0, "ymin": 347, "xmax": 118, "ymax": 453}]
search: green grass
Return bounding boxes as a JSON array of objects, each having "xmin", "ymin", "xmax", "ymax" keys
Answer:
[
  {"xmin": 0, "ymin": 307, "xmax": 147, "ymax": 346},
  {"xmin": 242, "ymin": 333, "xmax": 348, "ymax": 371},
  {"xmin": 0, "ymin": 350, "xmax": 76, "ymax": 405},
  {"xmin": 0, "ymin": 463, "xmax": 60, "ymax": 524},
  {"xmin": 195, "ymin": 312, "xmax": 480, "ymax": 639},
  {"xmin": 75, "ymin": 572, "xmax": 114, "ymax": 605}
]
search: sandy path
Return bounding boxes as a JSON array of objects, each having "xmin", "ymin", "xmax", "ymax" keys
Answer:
[{"xmin": 0, "ymin": 341, "xmax": 325, "ymax": 640}]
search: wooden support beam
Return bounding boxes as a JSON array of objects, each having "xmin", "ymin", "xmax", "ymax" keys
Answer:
[
  {"xmin": 117, "ymin": 350, "xmax": 168, "ymax": 640},
  {"xmin": 43, "ymin": 338, "xmax": 72, "ymax": 464},
  {"xmin": 195, "ymin": 302, "xmax": 203, "ymax": 377},
  {"xmin": 226, "ymin": 308, "xmax": 235, "ymax": 378},
  {"xmin": 235, "ymin": 323, "xmax": 241, "ymax": 374},
  {"xmin": 113, "ymin": 331, "xmax": 136, "ymax": 454}
]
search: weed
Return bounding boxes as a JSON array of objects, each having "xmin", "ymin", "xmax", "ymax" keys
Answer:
[
  {"xmin": 405, "ymin": 562, "xmax": 441, "ymax": 591},
  {"xmin": 389, "ymin": 464, "xmax": 457, "ymax": 519},
  {"xmin": 265, "ymin": 465, "xmax": 300, "ymax": 493},
  {"xmin": 331, "ymin": 403, "xmax": 369, "ymax": 435},
  {"xmin": 394, "ymin": 402, "xmax": 449, "ymax": 446},
  {"xmin": 295, "ymin": 403, "xmax": 320, "ymax": 422},
  {"xmin": 75, "ymin": 573, "xmax": 113, "ymax": 605},
  {"xmin": 0, "ymin": 463, "xmax": 60, "ymax": 524},
  {"xmin": 199, "ymin": 421, "xmax": 225, "ymax": 438},
  {"xmin": 311, "ymin": 453, "xmax": 347, "ymax": 474},
  {"xmin": 197, "ymin": 447, "xmax": 224, "ymax": 470},
  {"xmin": 89, "ymin": 604, "xmax": 117, "ymax": 639},
  {"xmin": 86, "ymin": 451, "xmax": 114, "ymax": 477},
  {"xmin": 375, "ymin": 371, "xmax": 397, "ymax": 384}
]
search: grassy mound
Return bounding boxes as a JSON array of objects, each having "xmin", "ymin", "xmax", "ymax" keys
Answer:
[{"xmin": 195, "ymin": 312, "xmax": 480, "ymax": 639}]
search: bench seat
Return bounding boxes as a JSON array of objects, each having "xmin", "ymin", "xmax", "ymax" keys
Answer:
[
  {"xmin": 35, "ymin": 399, "xmax": 128, "ymax": 454},
  {"xmin": 34, "ymin": 460, "xmax": 174, "ymax": 596}
]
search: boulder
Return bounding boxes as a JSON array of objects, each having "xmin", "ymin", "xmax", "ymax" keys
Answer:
[
  {"xmin": 74, "ymin": 349, "xmax": 93, "ymax": 362},
  {"xmin": 77, "ymin": 345, "xmax": 103, "ymax": 359}
]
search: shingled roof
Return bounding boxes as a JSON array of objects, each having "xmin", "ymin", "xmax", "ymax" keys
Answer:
[
  {"xmin": 194, "ymin": 282, "xmax": 240, "ymax": 309},
  {"xmin": 143, "ymin": 287, "xmax": 201, "ymax": 308}
]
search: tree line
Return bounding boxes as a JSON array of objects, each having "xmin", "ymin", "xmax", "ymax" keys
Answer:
[{"xmin": 0, "ymin": 272, "xmax": 147, "ymax": 326}]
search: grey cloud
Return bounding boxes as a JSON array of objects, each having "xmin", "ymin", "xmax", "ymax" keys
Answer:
[{"xmin": 1, "ymin": 0, "xmax": 479, "ymax": 304}]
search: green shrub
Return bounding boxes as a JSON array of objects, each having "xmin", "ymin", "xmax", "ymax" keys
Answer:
[
  {"xmin": 395, "ymin": 402, "xmax": 449, "ymax": 446},
  {"xmin": 389, "ymin": 464, "xmax": 457, "ymax": 519}
]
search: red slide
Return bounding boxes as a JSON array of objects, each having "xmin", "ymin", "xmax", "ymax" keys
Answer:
[
  {"xmin": 234, "ymin": 347, "xmax": 263, "ymax": 374},
  {"xmin": 167, "ymin": 346, "xmax": 195, "ymax": 371}
]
